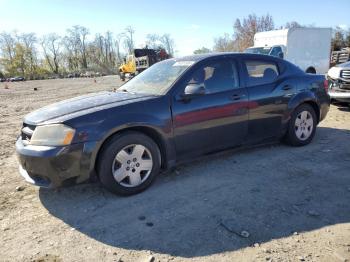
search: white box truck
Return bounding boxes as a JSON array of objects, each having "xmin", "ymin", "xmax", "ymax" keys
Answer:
[{"xmin": 245, "ymin": 28, "xmax": 332, "ymax": 74}]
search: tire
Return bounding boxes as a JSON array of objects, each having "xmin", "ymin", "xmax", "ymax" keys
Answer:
[
  {"xmin": 97, "ymin": 131, "xmax": 161, "ymax": 195},
  {"xmin": 120, "ymin": 73, "xmax": 125, "ymax": 81},
  {"xmin": 285, "ymin": 104, "xmax": 317, "ymax": 146}
]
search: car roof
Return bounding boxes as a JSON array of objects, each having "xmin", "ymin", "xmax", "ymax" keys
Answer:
[
  {"xmin": 170, "ymin": 52, "xmax": 304, "ymax": 76},
  {"xmin": 173, "ymin": 52, "xmax": 282, "ymax": 63}
]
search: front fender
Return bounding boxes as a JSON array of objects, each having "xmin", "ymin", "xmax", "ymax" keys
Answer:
[{"xmin": 88, "ymin": 112, "xmax": 175, "ymax": 174}]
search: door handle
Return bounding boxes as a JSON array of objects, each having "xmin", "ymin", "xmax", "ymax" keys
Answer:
[
  {"xmin": 282, "ymin": 85, "xmax": 292, "ymax": 91},
  {"xmin": 231, "ymin": 94, "xmax": 244, "ymax": 100}
]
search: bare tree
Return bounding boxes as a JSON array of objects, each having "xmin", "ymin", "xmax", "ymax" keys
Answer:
[
  {"xmin": 145, "ymin": 34, "xmax": 160, "ymax": 49},
  {"xmin": 89, "ymin": 31, "xmax": 116, "ymax": 72},
  {"xmin": 233, "ymin": 14, "xmax": 275, "ymax": 51},
  {"xmin": 123, "ymin": 26, "xmax": 135, "ymax": 54},
  {"xmin": 19, "ymin": 33, "xmax": 38, "ymax": 79},
  {"xmin": 41, "ymin": 33, "xmax": 61, "ymax": 74},
  {"xmin": 105, "ymin": 31, "xmax": 115, "ymax": 65},
  {"xmin": 160, "ymin": 34, "xmax": 175, "ymax": 57},
  {"xmin": 66, "ymin": 25, "xmax": 90, "ymax": 69},
  {"xmin": 0, "ymin": 32, "xmax": 16, "ymax": 68},
  {"xmin": 332, "ymin": 27, "xmax": 346, "ymax": 51},
  {"xmin": 285, "ymin": 21, "xmax": 302, "ymax": 29},
  {"xmin": 115, "ymin": 33, "xmax": 123, "ymax": 64},
  {"xmin": 213, "ymin": 33, "xmax": 236, "ymax": 52},
  {"xmin": 193, "ymin": 47, "xmax": 211, "ymax": 54},
  {"xmin": 62, "ymin": 35, "xmax": 79, "ymax": 71}
]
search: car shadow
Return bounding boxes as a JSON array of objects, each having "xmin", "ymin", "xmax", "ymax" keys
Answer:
[
  {"xmin": 332, "ymin": 101, "xmax": 350, "ymax": 112},
  {"xmin": 39, "ymin": 126, "xmax": 350, "ymax": 258}
]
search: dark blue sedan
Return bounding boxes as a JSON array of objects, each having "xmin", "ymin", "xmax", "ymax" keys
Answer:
[{"xmin": 16, "ymin": 53, "xmax": 330, "ymax": 195}]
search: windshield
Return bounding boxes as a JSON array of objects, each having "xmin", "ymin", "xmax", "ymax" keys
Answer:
[
  {"xmin": 119, "ymin": 59, "xmax": 194, "ymax": 95},
  {"xmin": 245, "ymin": 47, "xmax": 272, "ymax": 55}
]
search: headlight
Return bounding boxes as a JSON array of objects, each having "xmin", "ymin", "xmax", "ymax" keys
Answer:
[
  {"xmin": 30, "ymin": 124, "xmax": 75, "ymax": 146},
  {"xmin": 327, "ymin": 67, "xmax": 341, "ymax": 79}
]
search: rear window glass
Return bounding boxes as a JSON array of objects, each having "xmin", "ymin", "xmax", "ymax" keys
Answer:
[{"xmin": 244, "ymin": 60, "xmax": 279, "ymax": 87}]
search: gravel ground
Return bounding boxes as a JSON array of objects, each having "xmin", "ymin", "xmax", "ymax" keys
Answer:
[{"xmin": 0, "ymin": 77, "xmax": 349, "ymax": 262}]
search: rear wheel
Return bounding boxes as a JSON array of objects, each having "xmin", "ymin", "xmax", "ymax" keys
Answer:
[
  {"xmin": 98, "ymin": 132, "xmax": 161, "ymax": 195},
  {"xmin": 285, "ymin": 104, "xmax": 317, "ymax": 146}
]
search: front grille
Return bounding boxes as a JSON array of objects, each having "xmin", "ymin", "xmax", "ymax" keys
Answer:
[
  {"xmin": 341, "ymin": 70, "xmax": 350, "ymax": 82},
  {"xmin": 21, "ymin": 123, "xmax": 36, "ymax": 144}
]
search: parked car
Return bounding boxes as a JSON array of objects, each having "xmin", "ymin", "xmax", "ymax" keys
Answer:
[
  {"xmin": 10, "ymin": 76, "xmax": 25, "ymax": 82},
  {"xmin": 327, "ymin": 61, "xmax": 350, "ymax": 105},
  {"xmin": 16, "ymin": 53, "xmax": 330, "ymax": 195},
  {"xmin": 245, "ymin": 27, "xmax": 332, "ymax": 74}
]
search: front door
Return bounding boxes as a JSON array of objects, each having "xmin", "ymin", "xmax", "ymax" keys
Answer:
[{"xmin": 172, "ymin": 58, "xmax": 249, "ymax": 157}]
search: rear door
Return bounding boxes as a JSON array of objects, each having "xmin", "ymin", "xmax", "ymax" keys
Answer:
[
  {"xmin": 241, "ymin": 58, "xmax": 296, "ymax": 142},
  {"xmin": 172, "ymin": 57, "xmax": 249, "ymax": 157}
]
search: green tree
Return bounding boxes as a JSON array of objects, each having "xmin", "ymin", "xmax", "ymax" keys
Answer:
[{"xmin": 12, "ymin": 43, "xmax": 27, "ymax": 76}]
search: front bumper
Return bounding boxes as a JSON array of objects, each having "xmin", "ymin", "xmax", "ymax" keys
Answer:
[
  {"xmin": 329, "ymin": 88, "xmax": 350, "ymax": 103},
  {"xmin": 328, "ymin": 79, "xmax": 350, "ymax": 103},
  {"xmin": 16, "ymin": 138, "xmax": 97, "ymax": 188}
]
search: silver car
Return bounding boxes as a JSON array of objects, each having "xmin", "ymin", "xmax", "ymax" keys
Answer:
[{"xmin": 328, "ymin": 61, "xmax": 350, "ymax": 106}]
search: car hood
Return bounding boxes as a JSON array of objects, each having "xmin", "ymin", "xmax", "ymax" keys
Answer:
[{"xmin": 24, "ymin": 91, "xmax": 156, "ymax": 125}]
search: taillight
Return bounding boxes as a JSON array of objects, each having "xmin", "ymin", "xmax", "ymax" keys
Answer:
[{"xmin": 324, "ymin": 79, "xmax": 329, "ymax": 92}]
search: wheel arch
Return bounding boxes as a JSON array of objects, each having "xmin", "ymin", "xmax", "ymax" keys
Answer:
[
  {"xmin": 93, "ymin": 125, "xmax": 170, "ymax": 177},
  {"xmin": 302, "ymin": 100, "xmax": 320, "ymax": 123},
  {"xmin": 306, "ymin": 66, "xmax": 316, "ymax": 74},
  {"xmin": 289, "ymin": 96, "xmax": 320, "ymax": 124}
]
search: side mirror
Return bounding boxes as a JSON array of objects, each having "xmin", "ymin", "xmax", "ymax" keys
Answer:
[
  {"xmin": 278, "ymin": 52, "xmax": 284, "ymax": 59},
  {"xmin": 183, "ymin": 83, "xmax": 206, "ymax": 97}
]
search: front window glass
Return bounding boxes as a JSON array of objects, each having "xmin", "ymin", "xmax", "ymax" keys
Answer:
[
  {"xmin": 120, "ymin": 59, "xmax": 193, "ymax": 95},
  {"xmin": 186, "ymin": 60, "xmax": 239, "ymax": 94}
]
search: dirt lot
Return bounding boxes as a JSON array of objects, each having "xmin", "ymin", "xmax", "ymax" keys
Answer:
[{"xmin": 0, "ymin": 77, "xmax": 349, "ymax": 262}]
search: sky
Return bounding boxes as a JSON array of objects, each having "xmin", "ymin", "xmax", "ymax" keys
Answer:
[{"xmin": 0, "ymin": 0, "xmax": 349, "ymax": 56}]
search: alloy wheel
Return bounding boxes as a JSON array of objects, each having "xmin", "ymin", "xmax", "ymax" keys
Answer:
[
  {"xmin": 111, "ymin": 144, "xmax": 153, "ymax": 187},
  {"xmin": 295, "ymin": 110, "xmax": 314, "ymax": 141}
]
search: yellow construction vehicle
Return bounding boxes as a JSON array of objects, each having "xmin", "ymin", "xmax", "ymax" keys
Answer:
[
  {"xmin": 118, "ymin": 48, "xmax": 170, "ymax": 81},
  {"xmin": 118, "ymin": 55, "xmax": 137, "ymax": 81}
]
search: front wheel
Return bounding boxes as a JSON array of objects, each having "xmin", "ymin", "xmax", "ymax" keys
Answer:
[
  {"xmin": 285, "ymin": 104, "xmax": 317, "ymax": 146},
  {"xmin": 98, "ymin": 132, "xmax": 161, "ymax": 195}
]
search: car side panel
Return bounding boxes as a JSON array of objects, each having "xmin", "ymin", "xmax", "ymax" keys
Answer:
[
  {"xmin": 170, "ymin": 57, "xmax": 249, "ymax": 159},
  {"xmin": 64, "ymin": 96, "xmax": 177, "ymax": 173},
  {"xmin": 238, "ymin": 57, "xmax": 299, "ymax": 142},
  {"xmin": 287, "ymin": 75, "xmax": 330, "ymax": 124}
]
